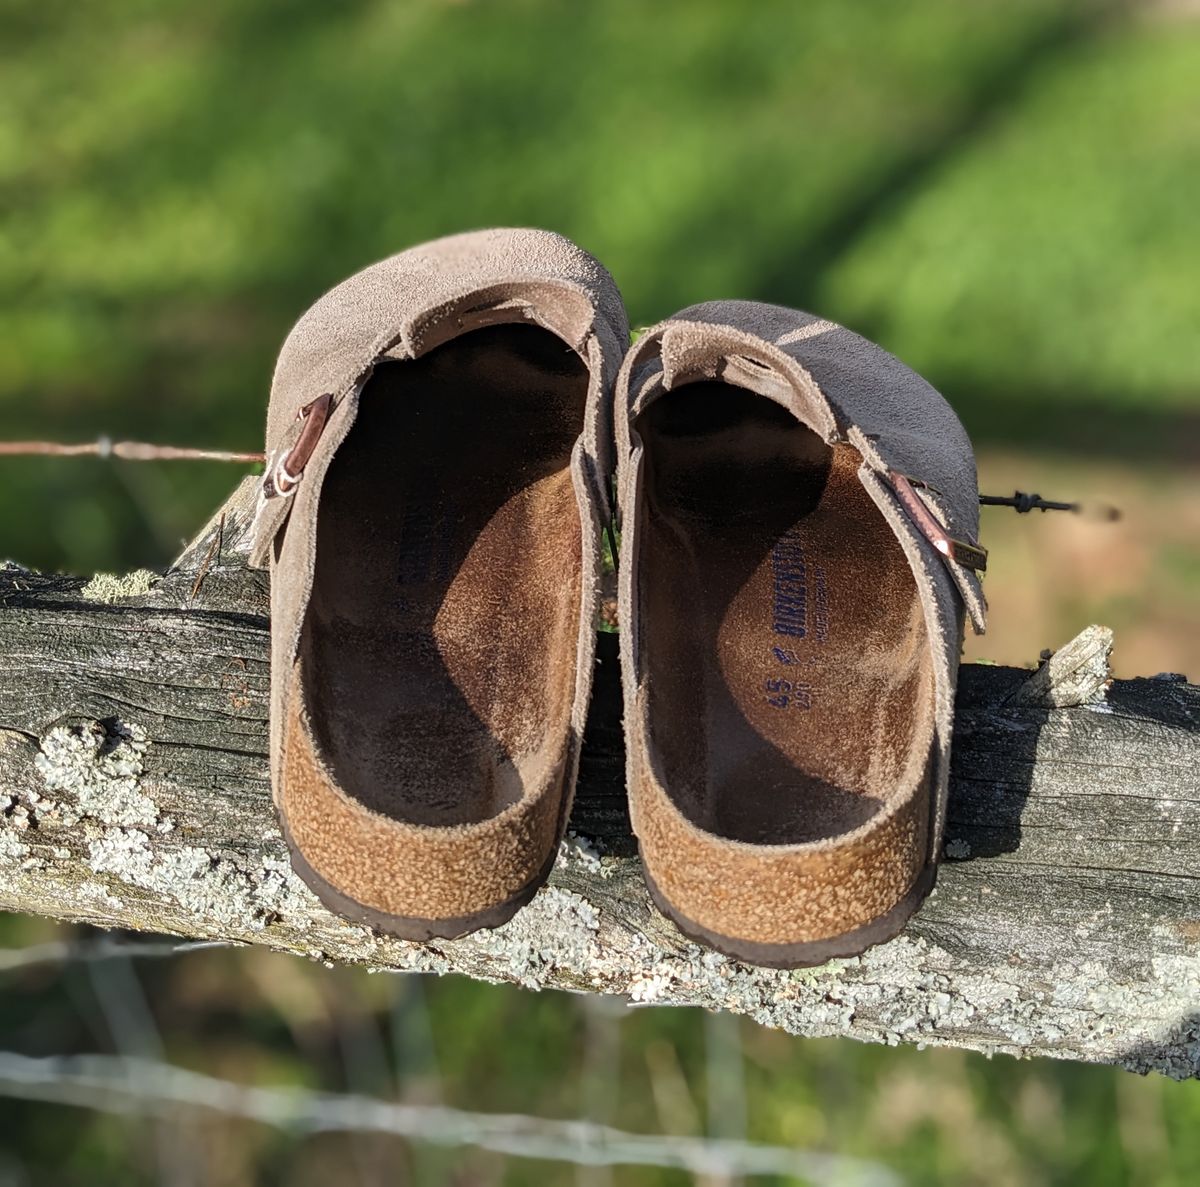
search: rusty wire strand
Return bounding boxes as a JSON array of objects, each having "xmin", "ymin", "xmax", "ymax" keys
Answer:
[
  {"xmin": 0, "ymin": 440, "xmax": 1122, "ymax": 525},
  {"xmin": 0, "ymin": 438, "xmax": 264, "ymax": 463}
]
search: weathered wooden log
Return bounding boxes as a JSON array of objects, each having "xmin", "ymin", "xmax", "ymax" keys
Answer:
[{"xmin": 0, "ymin": 479, "xmax": 1197, "ymax": 1078}]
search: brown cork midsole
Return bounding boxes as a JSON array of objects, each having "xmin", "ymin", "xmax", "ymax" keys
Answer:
[
  {"xmin": 282, "ymin": 816, "xmax": 558, "ymax": 942},
  {"xmin": 643, "ymin": 862, "xmax": 937, "ymax": 969}
]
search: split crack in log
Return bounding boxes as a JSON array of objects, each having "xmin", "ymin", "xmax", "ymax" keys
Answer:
[{"xmin": 0, "ymin": 479, "xmax": 1197, "ymax": 1078}]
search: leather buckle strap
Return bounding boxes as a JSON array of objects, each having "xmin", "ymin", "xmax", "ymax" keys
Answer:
[
  {"xmin": 263, "ymin": 393, "xmax": 333, "ymax": 499},
  {"xmin": 889, "ymin": 471, "xmax": 988, "ymax": 572}
]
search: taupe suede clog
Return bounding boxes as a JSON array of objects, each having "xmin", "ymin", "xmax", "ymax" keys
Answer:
[
  {"xmin": 615, "ymin": 302, "xmax": 987, "ymax": 967},
  {"xmin": 250, "ymin": 229, "xmax": 629, "ymax": 939}
]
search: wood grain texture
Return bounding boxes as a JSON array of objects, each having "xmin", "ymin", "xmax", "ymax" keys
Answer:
[{"xmin": 0, "ymin": 479, "xmax": 1197, "ymax": 1077}]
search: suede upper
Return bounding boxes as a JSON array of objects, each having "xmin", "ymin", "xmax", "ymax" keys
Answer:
[
  {"xmin": 615, "ymin": 301, "xmax": 986, "ymax": 951},
  {"xmin": 253, "ymin": 229, "xmax": 629, "ymax": 928}
]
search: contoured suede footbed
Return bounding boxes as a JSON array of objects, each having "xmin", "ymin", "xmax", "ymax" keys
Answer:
[
  {"xmin": 300, "ymin": 324, "xmax": 587, "ymax": 834},
  {"xmin": 637, "ymin": 381, "xmax": 935, "ymax": 851}
]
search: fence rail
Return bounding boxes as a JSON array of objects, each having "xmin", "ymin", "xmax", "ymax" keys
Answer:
[{"xmin": 0, "ymin": 478, "xmax": 1197, "ymax": 1078}]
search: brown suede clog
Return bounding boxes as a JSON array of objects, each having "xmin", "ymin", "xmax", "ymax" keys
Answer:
[
  {"xmin": 614, "ymin": 302, "xmax": 987, "ymax": 967},
  {"xmin": 250, "ymin": 229, "xmax": 629, "ymax": 939}
]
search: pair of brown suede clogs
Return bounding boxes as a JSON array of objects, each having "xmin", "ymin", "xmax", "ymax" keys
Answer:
[{"xmin": 250, "ymin": 228, "xmax": 988, "ymax": 968}]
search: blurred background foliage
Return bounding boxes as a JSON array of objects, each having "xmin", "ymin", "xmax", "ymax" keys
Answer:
[{"xmin": 0, "ymin": 0, "xmax": 1197, "ymax": 1183}]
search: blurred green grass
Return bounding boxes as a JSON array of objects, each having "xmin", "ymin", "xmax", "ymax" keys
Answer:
[
  {"xmin": 4, "ymin": 943, "xmax": 1200, "ymax": 1186},
  {"xmin": 1, "ymin": 0, "xmax": 1197, "ymax": 571},
  {"xmin": 1, "ymin": 2, "xmax": 1199, "ymax": 1183}
]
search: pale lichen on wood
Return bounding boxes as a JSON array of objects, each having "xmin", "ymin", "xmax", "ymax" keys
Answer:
[
  {"xmin": 79, "ymin": 569, "xmax": 158, "ymax": 605},
  {"xmin": 1004, "ymin": 623, "xmax": 1114, "ymax": 708},
  {"xmin": 0, "ymin": 478, "xmax": 1197, "ymax": 1078}
]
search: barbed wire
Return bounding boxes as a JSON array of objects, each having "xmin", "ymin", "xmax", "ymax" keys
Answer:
[
  {"xmin": 0, "ymin": 938, "xmax": 233, "ymax": 972},
  {"xmin": 0, "ymin": 439, "xmax": 1121, "ymax": 523},
  {"xmin": 0, "ymin": 439, "xmax": 264, "ymax": 463},
  {"xmin": 0, "ymin": 1052, "xmax": 900, "ymax": 1185}
]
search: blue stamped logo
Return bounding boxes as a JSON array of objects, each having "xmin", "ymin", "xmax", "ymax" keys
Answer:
[
  {"xmin": 764, "ymin": 528, "xmax": 828, "ymax": 711},
  {"xmin": 770, "ymin": 535, "xmax": 809, "ymax": 638}
]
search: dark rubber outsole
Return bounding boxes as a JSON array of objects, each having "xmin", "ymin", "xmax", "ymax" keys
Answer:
[
  {"xmin": 642, "ymin": 862, "xmax": 938, "ymax": 969},
  {"xmin": 282, "ymin": 819, "xmax": 558, "ymax": 942}
]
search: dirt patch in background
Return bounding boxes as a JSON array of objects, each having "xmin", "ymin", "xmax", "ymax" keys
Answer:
[{"xmin": 967, "ymin": 452, "xmax": 1200, "ymax": 679}]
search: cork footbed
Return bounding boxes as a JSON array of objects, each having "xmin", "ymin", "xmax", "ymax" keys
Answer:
[
  {"xmin": 636, "ymin": 381, "xmax": 934, "ymax": 853},
  {"xmin": 297, "ymin": 324, "xmax": 587, "ymax": 847}
]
